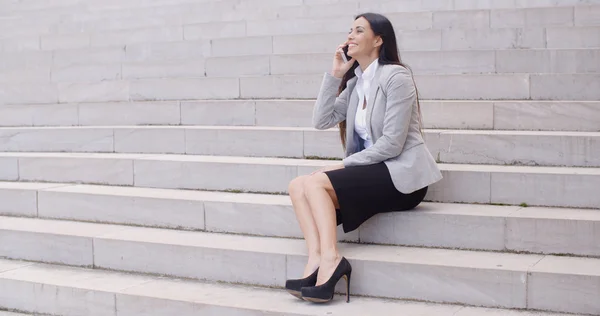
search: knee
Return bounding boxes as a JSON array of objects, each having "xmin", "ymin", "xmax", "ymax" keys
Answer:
[
  {"xmin": 288, "ymin": 175, "xmax": 308, "ymax": 198},
  {"xmin": 303, "ymin": 174, "xmax": 327, "ymax": 195}
]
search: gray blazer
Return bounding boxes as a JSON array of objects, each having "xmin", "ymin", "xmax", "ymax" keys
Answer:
[{"xmin": 313, "ymin": 63, "xmax": 443, "ymax": 194}]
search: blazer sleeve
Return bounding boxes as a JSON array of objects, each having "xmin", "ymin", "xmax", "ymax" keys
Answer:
[
  {"xmin": 342, "ymin": 68, "xmax": 415, "ymax": 167},
  {"xmin": 312, "ymin": 72, "xmax": 351, "ymax": 130}
]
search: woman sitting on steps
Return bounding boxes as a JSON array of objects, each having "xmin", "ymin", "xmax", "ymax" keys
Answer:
[{"xmin": 284, "ymin": 12, "xmax": 443, "ymax": 303}]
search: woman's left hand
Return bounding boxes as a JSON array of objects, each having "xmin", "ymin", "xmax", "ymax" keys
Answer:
[{"xmin": 310, "ymin": 163, "xmax": 344, "ymax": 175}]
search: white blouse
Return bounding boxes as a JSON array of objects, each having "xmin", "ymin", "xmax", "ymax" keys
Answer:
[{"xmin": 354, "ymin": 59, "xmax": 379, "ymax": 149}]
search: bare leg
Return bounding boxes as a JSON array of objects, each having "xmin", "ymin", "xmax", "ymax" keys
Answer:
[
  {"xmin": 304, "ymin": 173, "xmax": 342, "ymax": 285},
  {"xmin": 288, "ymin": 175, "xmax": 321, "ymax": 277}
]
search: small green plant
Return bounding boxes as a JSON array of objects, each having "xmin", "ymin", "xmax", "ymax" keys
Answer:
[
  {"xmin": 519, "ymin": 202, "xmax": 529, "ymax": 208},
  {"xmin": 305, "ymin": 156, "xmax": 342, "ymax": 161},
  {"xmin": 224, "ymin": 189, "xmax": 244, "ymax": 194}
]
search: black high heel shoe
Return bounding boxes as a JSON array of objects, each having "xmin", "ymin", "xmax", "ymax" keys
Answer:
[
  {"xmin": 301, "ymin": 257, "xmax": 352, "ymax": 303},
  {"xmin": 285, "ymin": 268, "xmax": 319, "ymax": 299}
]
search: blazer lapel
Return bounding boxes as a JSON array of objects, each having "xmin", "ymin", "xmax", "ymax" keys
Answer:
[
  {"xmin": 366, "ymin": 66, "xmax": 383, "ymax": 138},
  {"xmin": 345, "ymin": 78, "xmax": 359, "ymax": 154}
]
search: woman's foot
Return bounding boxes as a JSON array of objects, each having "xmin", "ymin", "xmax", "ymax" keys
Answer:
[
  {"xmin": 285, "ymin": 268, "xmax": 318, "ymax": 299},
  {"xmin": 285, "ymin": 255, "xmax": 321, "ymax": 299},
  {"xmin": 301, "ymin": 256, "xmax": 352, "ymax": 303},
  {"xmin": 316, "ymin": 254, "xmax": 342, "ymax": 286}
]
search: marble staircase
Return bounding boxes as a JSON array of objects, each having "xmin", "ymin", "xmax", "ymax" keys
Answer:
[{"xmin": 0, "ymin": 0, "xmax": 599, "ymax": 315}]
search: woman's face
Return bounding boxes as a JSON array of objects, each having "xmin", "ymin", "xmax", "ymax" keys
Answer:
[{"xmin": 346, "ymin": 17, "xmax": 381, "ymax": 59}]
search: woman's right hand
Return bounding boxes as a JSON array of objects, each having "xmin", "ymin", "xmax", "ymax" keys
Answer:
[{"xmin": 331, "ymin": 43, "xmax": 356, "ymax": 79}]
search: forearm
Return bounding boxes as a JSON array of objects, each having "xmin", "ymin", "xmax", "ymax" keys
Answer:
[
  {"xmin": 343, "ymin": 135, "xmax": 404, "ymax": 167},
  {"xmin": 313, "ymin": 73, "xmax": 347, "ymax": 130}
]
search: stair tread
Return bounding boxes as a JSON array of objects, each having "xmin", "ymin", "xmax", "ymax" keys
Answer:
[
  {"xmin": 1, "ymin": 181, "xmax": 599, "ymax": 220},
  {"xmin": 1, "ymin": 152, "xmax": 599, "ymax": 174},
  {"xmin": 2, "ymin": 215, "xmax": 600, "ymax": 275},
  {"xmin": 2, "ymin": 125, "xmax": 600, "ymax": 137},
  {"xmin": 0, "ymin": 258, "xmax": 573, "ymax": 316}
]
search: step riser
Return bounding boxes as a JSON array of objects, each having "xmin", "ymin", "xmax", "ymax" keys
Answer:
[
  {"xmin": 1, "ymin": 230, "xmax": 94, "ymax": 266},
  {"xmin": 2, "ymin": 74, "xmax": 599, "ymax": 104},
  {"xmin": 1, "ymin": 228, "xmax": 598, "ymax": 314},
  {"xmin": 6, "ymin": 0, "xmax": 599, "ymax": 13},
  {"xmin": 0, "ymin": 260, "xmax": 154, "ymax": 316},
  {"xmin": 0, "ymin": 278, "xmax": 118, "ymax": 316},
  {"xmin": 3, "ymin": 24, "xmax": 600, "ymax": 54},
  {"xmin": 5, "ymin": 49, "xmax": 598, "ymax": 83},
  {"xmin": 428, "ymin": 131, "xmax": 600, "ymax": 167},
  {"xmin": 0, "ymin": 128, "xmax": 598, "ymax": 167},
  {"xmin": 0, "ymin": 155, "xmax": 598, "ymax": 208},
  {"xmin": 1, "ymin": 101, "xmax": 599, "ymax": 132},
  {"xmin": 33, "ymin": 189, "xmax": 357, "ymax": 243},
  {"xmin": 0, "ymin": 312, "xmax": 32, "ymax": 316},
  {"xmin": 115, "ymin": 294, "xmax": 304, "ymax": 316},
  {"xmin": 1, "ymin": 185, "xmax": 597, "ymax": 256},
  {"xmin": 231, "ymin": 27, "xmax": 600, "ymax": 53},
  {"xmin": 362, "ymin": 209, "xmax": 600, "ymax": 257},
  {"xmin": 0, "ymin": 260, "xmax": 584, "ymax": 316},
  {"xmin": 2, "ymin": 5, "xmax": 599, "ymax": 41},
  {"xmin": 2, "ymin": 4, "xmax": 597, "ymax": 36},
  {"xmin": 207, "ymin": 50, "xmax": 600, "ymax": 76}
]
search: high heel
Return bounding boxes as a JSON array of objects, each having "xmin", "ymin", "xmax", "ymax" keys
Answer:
[
  {"xmin": 301, "ymin": 257, "xmax": 352, "ymax": 303},
  {"xmin": 285, "ymin": 268, "xmax": 319, "ymax": 299}
]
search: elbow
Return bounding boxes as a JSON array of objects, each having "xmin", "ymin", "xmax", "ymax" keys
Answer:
[
  {"xmin": 384, "ymin": 137, "xmax": 405, "ymax": 158},
  {"xmin": 314, "ymin": 123, "xmax": 328, "ymax": 130},
  {"xmin": 312, "ymin": 118, "xmax": 331, "ymax": 130}
]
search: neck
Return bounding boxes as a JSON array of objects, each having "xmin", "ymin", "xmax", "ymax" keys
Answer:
[{"xmin": 357, "ymin": 54, "xmax": 379, "ymax": 72}]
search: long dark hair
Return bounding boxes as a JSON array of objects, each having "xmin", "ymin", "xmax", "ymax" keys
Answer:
[{"xmin": 338, "ymin": 12, "xmax": 422, "ymax": 150}]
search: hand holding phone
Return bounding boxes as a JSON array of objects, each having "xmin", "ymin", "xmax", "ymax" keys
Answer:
[{"xmin": 332, "ymin": 43, "xmax": 355, "ymax": 78}]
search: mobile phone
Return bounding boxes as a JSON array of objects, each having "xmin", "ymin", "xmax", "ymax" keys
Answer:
[{"xmin": 341, "ymin": 45, "xmax": 350, "ymax": 63}]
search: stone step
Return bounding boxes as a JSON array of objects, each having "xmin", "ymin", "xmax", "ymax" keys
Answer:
[
  {"xmin": 426, "ymin": 129, "xmax": 600, "ymax": 167},
  {"xmin": 4, "ymin": 0, "xmax": 600, "ymax": 32},
  {"xmin": 205, "ymin": 49, "xmax": 600, "ymax": 77},
  {"xmin": 0, "ymin": 312, "xmax": 33, "ymax": 316},
  {"xmin": 1, "ymin": 181, "xmax": 598, "ymax": 256},
  {"xmin": 9, "ymin": 48, "xmax": 594, "ymax": 82},
  {"xmin": 0, "ymin": 217, "xmax": 598, "ymax": 314},
  {"xmin": 2, "ymin": 48, "xmax": 599, "ymax": 85},
  {"xmin": 0, "ymin": 259, "xmax": 578, "ymax": 316},
  {"xmin": 188, "ymin": 26, "xmax": 600, "ymax": 54},
  {"xmin": 5, "ymin": 48, "xmax": 597, "ymax": 87},
  {"xmin": 3, "ymin": 73, "xmax": 599, "ymax": 104},
  {"xmin": 0, "ymin": 152, "xmax": 599, "ymax": 208},
  {"xmin": 367, "ymin": 0, "xmax": 600, "ymax": 14},
  {"xmin": 1, "ymin": 100, "xmax": 599, "ymax": 132},
  {"xmin": 4, "ymin": 24, "xmax": 599, "ymax": 55},
  {"xmin": 5, "ymin": 0, "xmax": 599, "ymax": 13},
  {"xmin": 3, "ymin": 1, "xmax": 598, "ymax": 34},
  {"xmin": 0, "ymin": 126, "xmax": 598, "ymax": 167}
]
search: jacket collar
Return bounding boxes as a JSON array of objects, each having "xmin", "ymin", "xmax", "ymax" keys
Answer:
[{"xmin": 354, "ymin": 59, "xmax": 379, "ymax": 82}]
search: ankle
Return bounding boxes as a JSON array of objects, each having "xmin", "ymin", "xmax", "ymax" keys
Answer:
[
  {"xmin": 320, "ymin": 252, "xmax": 341, "ymax": 263},
  {"xmin": 306, "ymin": 254, "xmax": 321, "ymax": 269},
  {"xmin": 308, "ymin": 251, "xmax": 321, "ymax": 260}
]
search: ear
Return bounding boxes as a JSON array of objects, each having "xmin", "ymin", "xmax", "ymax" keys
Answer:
[{"xmin": 374, "ymin": 36, "xmax": 383, "ymax": 48}]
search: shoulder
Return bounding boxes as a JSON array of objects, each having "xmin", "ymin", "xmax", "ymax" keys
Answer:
[
  {"xmin": 377, "ymin": 64, "xmax": 415, "ymax": 91},
  {"xmin": 378, "ymin": 64, "xmax": 411, "ymax": 81}
]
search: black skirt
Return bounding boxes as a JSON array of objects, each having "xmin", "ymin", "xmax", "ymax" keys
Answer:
[{"xmin": 324, "ymin": 162, "xmax": 428, "ymax": 233}]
